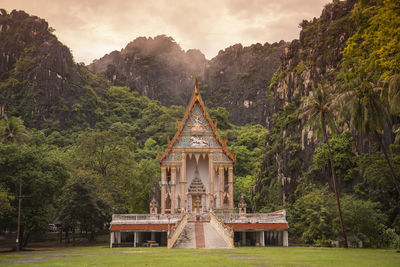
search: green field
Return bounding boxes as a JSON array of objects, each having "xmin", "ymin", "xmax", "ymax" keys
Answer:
[{"xmin": 0, "ymin": 246, "xmax": 399, "ymax": 266}]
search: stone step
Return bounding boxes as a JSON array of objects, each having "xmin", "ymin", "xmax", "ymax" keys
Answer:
[
  {"xmin": 195, "ymin": 222, "xmax": 205, "ymax": 248},
  {"xmin": 172, "ymin": 220, "xmax": 231, "ymax": 249},
  {"xmin": 203, "ymin": 222, "xmax": 231, "ymax": 248},
  {"xmin": 173, "ymin": 222, "xmax": 196, "ymax": 248}
]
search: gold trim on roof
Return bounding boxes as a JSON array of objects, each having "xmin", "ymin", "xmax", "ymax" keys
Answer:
[{"xmin": 159, "ymin": 79, "xmax": 236, "ymax": 164}]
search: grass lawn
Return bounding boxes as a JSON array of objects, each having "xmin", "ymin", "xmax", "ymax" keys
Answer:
[{"xmin": 0, "ymin": 246, "xmax": 399, "ymax": 266}]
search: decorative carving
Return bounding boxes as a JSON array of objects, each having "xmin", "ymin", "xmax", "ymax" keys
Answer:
[
  {"xmin": 149, "ymin": 197, "xmax": 158, "ymax": 214},
  {"xmin": 190, "ymin": 136, "xmax": 208, "ymax": 147},
  {"xmin": 213, "ymin": 152, "xmax": 232, "ymax": 162},
  {"xmin": 184, "ymin": 104, "xmax": 211, "ymax": 132},
  {"xmin": 164, "ymin": 152, "xmax": 183, "ymax": 162},
  {"xmin": 188, "ymin": 166, "xmax": 206, "ymax": 194},
  {"xmin": 238, "ymin": 194, "xmax": 247, "ymax": 214}
]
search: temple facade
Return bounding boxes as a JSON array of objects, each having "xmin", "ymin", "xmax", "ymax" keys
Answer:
[
  {"xmin": 109, "ymin": 79, "xmax": 289, "ymax": 249},
  {"xmin": 157, "ymin": 81, "xmax": 235, "ymax": 214}
]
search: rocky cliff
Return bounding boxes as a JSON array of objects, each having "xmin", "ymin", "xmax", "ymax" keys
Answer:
[
  {"xmin": 202, "ymin": 41, "xmax": 287, "ymax": 125},
  {"xmin": 0, "ymin": 9, "xmax": 108, "ymax": 129},
  {"xmin": 254, "ymin": 0, "xmax": 358, "ymax": 207},
  {"xmin": 89, "ymin": 35, "xmax": 207, "ymax": 107},
  {"xmin": 89, "ymin": 37, "xmax": 287, "ymax": 125}
]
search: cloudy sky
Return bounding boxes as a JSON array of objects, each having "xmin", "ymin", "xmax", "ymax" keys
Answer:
[{"xmin": 3, "ymin": 0, "xmax": 330, "ymax": 64}]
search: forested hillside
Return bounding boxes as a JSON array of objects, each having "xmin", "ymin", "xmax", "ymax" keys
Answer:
[
  {"xmin": 1, "ymin": 0, "xmax": 400, "ymax": 249},
  {"xmin": 89, "ymin": 36, "xmax": 286, "ymax": 125},
  {"xmin": 253, "ymin": 0, "xmax": 400, "ymax": 247}
]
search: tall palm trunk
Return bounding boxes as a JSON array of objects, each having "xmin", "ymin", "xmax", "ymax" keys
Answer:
[
  {"xmin": 378, "ymin": 137, "xmax": 400, "ymax": 196},
  {"xmin": 323, "ymin": 127, "xmax": 348, "ymax": 248}
]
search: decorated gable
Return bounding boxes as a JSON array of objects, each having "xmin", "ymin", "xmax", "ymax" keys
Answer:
[
  {"xmin": 159, "ymin": 82, "xmax": 236, "ymax": 164},
  {"xmin": 183, "ymin": 103, "xmax": 211, "ymax": 132}
]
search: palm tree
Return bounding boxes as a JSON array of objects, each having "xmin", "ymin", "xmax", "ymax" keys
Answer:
[
  {"xmin": 301, "ymin": 83, "xmax": 348, "ymax": 248},
  {"xmin": 338, "ymin": 79, "xmax": 400, "ymax": 196},
  {"xmin": 0, "ymin": 116, "xmax": 29, "ymax": 144}
]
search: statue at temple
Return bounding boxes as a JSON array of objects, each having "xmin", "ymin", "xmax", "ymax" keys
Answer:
[
  {"xmin": 149, "ymin": 197, "xmax": 158, "ymax": 214},
  {"xmin": 238, "ymin": 194, "xmax": 247, "ymax": 214}
]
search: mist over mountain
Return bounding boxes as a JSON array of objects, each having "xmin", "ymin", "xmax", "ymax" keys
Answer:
[
  {"xmin": 89, "ymin": 35, "xmax": 207, "ymax": 108},
  {"xmin": 89, "ymin": 36, "xmax": 287, "ymax": 125}
]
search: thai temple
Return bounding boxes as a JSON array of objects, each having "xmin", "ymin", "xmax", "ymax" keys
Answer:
[{"xmin": 109, "ymin": 78, "xmax": 289, "ymax": 248}]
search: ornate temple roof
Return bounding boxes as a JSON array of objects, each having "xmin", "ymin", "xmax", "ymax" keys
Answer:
[{"xmin": 158, "ymin": 76, "xmax": 236, "ymax": 164}]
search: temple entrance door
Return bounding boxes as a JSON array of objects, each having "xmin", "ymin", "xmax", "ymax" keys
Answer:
[{"xmin": 192, "ymin": 195, "xmax": 201, "ymax": 213}]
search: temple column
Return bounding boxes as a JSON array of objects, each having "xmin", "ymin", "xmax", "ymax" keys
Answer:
[
  {"xmin": 161, "ymin": 167, "xmax": 166, "ymax": 214},
  {"xmin": 218, "ymin": 166, "xmax": 224, "ymax": 207},
  {"xmin": 171, "ymin": 167, "xmax": 176, "ymax": 214},
  {"xmin": 208, "ymin": 153, "xmax": 213, "ymax": 210},
  {"xmin": 151, "ymin": 232, "xmax": 156, "ymax": 241},
  {"xmin": 260, "ymin": 231, "xmax": 265, "ymax": 247},
  {"xmin": 110, "ymin": 232, "xmax": 114, "ymax": 248},
  {"xmin": 134, "ymin": 232, "xmax": 137, "ymax": 247},
  {"xmin": 181, "ymin": 153, "xmax": 186, "ymax": 211},
  {"xmin": 228, "ymin": 166, "xmax": 234, "ymax": 208},
  {"xmin": 117, "ymin": 232, "xmax": 121, "ymax": 244},
  {"xmin": 241, "ymin": 232, "xmax": 246, "ymax": 246},
  {"xmin": 283, "ymin": 231, "xmax": 288, "ymax": 247}
]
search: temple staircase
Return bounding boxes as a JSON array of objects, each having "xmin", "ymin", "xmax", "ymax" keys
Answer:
[{"xmin": 170, "ymin": 212, "xmax": 233, "ymax": 249}]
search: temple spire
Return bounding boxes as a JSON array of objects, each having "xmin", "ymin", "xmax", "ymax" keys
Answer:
[{"xmin": 194, "ymin": 73, "xmax": 199, "ymax": 95}]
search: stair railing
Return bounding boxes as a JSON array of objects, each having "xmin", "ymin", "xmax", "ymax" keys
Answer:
[
  {"xmin": 167, "ymin": 213, "xmax": 188, "ymax": 249},
  {"xmin": 209, "ymin": 211, "xmax": 234, "ymax": 248}
]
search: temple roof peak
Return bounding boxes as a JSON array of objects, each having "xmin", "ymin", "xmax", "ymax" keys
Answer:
[{"xmin": 194, "ymin": 73, "xmax": 199, "ymax": 95}]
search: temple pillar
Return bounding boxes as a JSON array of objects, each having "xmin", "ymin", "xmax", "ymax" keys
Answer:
[
  {"xmin": 260, "ymin": 231, "xmax": 265, "ymax": 247},
  {"xmin": 117, "ymin": 232, "xmax": 121, "ymax": 244},
  {"xmin": 171, "ymin": 167, "xmax": 176, "ymax": 214},
  {"xmin": 241, "ymin": 232, "xmax": 246, "ymax": 246},
  {"xmin": 208, "ymin": 153, "xmax": 213, "ymax": 210},
  {"xmin": 218, "ymin": 166, "xmax": 224, "ymax": 207},
  {"xmin": 110, "ymin": 232, "xmax": 114, "ymax": 248},
  {"xmin": 228, "ymin": 166, "xmax": 234, "ymax": 208},
  {"xmin": 134, "ymin": 232, "xmax": 137, "ymax": 247},
  {"xmin": 151, "ymin": 232, "xmax": 156, "ymax": 241},
  {"xmin": 161, "ymin": 167, "xmax": 166, "ymax": 214},
  {"xmin": 181, "ymin": 153, "xmax": 186, "ymax": 211},
  {"xmin": 283, "ymin": 231, "xmax": 288, "ymax": 247}
]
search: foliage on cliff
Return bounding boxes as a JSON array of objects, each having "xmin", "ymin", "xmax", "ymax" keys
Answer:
[
  {"xmin": 89, "ymin": 36, "xmax": 286, "ymax": 125},
  {"xmin": 0, "ymin": 9, "xmax": 110, "ymax": 130},
  {"xmin": 252, "ymin": 0, "xmax": 400, "ymax": 247}
]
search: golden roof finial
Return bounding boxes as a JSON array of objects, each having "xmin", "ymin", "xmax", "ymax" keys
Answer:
[{"xmin": 194, "ymin": 73, "xmax": 199, "ymax": 95}]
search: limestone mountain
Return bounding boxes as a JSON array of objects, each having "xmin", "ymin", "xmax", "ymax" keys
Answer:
[
  {"xmin": 89, "ymin": 35, "xmax": 207, "ymax": 107},
  {"xmin": 253, "ymin": 0, "xmax": 361, "ymax": 207},
  {"xmin": 0, "ymin": 9, "xmax": 108, "ymax": 130},
  {"xmin": 201, "ymin": 41, "xmax": 287, "ymax": 125},
  {"xmin": 89, "ymin": 36, "xmax": 287, "ymax": 125}
]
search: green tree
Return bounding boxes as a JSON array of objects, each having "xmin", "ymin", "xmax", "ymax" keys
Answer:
[
  {"xmin": 57, "ymin": 171, "xmax": 111, "ymax": 242},
  {"xmin": 0, "ymin": 116, "xmax": 29, "ymax": 144},
  {"xmin": 292, "ymin": 187, "xmax": 338, "ymax": 246},
  {"xmin": 0, "ymin": 144, "xmax": 69, "ymax": 249},
  {"xmin": 0, "ymin": 186, "xmax": 13, "ymax": 220},
  {"xmin": 338, "ymin": 80, "xmax": 400, "ymax": 196},
  {"xmin": 312, "ymin": 132, "xmax": 357, "ymax": 184},
  {"xmin": 341, "ymin": 195, "xmax": 386, "ymax": 247},
  {"xmin": 302, "ymin": 84, "xmax": 348, "ymax": 247},
  {"xmin": 72, "ymin": 131, "xmax": 135, "ymax": 211}
]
